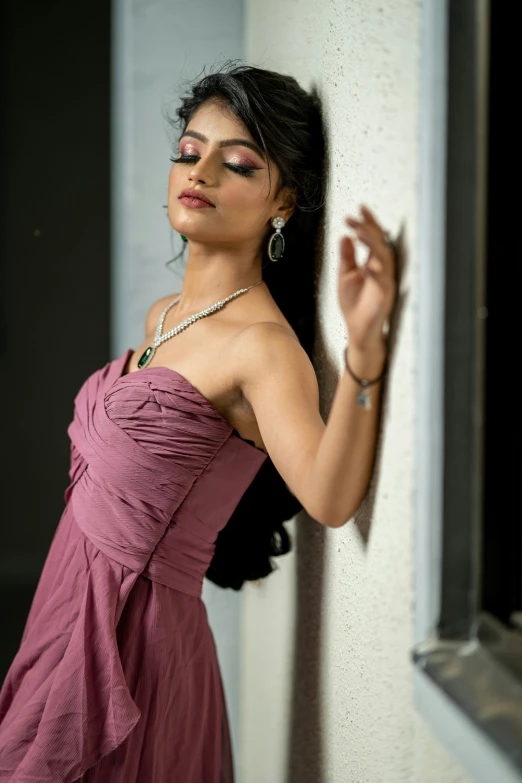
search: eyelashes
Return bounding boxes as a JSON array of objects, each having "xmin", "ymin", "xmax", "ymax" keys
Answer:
[{"xmin": 169, "ymin": 154, "xmax": 257, "ymax": 179}]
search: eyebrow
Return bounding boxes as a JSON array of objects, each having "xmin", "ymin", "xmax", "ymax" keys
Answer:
[{"xmin": 180, "ymin": 130, "xmax": 266, "ymax": 161}]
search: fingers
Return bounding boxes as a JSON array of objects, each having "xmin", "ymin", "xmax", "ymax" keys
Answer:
[
  {"xmin": 345, "ymin": 214, "xmax": 388, "ymax": 254},
  {"xmin": 360, "ymin": 204, "xmax": 381, "ymax": 230},
  {"xmin": 345, "ymin": 205, "xmax": 387, "ymax": 240},
  {"xmin": 339, "ymin": 235, "xmax": 357, "ymax": 273},
  {"xmin": 345, "ymin": 205, "xmax": 395, "ymax": 279},
  {"xmin": 346, "ymin": 220, "xmax": 388, "ymax": 256}
]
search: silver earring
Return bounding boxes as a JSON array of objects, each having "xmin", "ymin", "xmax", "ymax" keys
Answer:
[{"xmin": 268, "ymin": 217, "xmax": 285, "ymax": 261}]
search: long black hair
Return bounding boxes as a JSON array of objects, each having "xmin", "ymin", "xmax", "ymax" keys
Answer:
[{"xmin": 167, "ymin": 61, "xmax": 327, "ymax": 589}]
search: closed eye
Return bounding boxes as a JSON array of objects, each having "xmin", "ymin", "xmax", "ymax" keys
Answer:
[{"xmin": 169, "ymin": 154, "xmax": 258, "ymax": 179}]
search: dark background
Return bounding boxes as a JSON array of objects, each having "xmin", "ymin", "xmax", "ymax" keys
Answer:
[
  {"xmin": 482, "ymin": 0, "xmax": 522, "ymax": 624},
  {"xmin": 0, "ymin": 0, "xmax": 111, "ymax": 680}
]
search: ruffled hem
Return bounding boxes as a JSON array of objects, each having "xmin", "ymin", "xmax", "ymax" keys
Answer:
[{"xmin": 0, "ymin": 506, "xmax": 141, "ymax": 782}]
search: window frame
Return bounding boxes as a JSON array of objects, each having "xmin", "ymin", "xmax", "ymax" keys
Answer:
[{"xmin": 413, "ymin": 0, "xmax": 522, "ymax": 780}]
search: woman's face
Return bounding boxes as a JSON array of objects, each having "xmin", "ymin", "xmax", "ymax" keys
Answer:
[{"xmin": 167, "ymin": 100, "xmax": 292, "ymax": 250}]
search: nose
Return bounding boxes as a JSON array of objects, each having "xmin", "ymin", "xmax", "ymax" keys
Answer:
[{"xmin": 188, "ymin": 156, "xmax": 214, "ymax": 185}]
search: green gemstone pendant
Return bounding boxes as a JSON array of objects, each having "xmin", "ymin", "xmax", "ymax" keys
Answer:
[{"xmin": 137, "ymin": 345, "xmax": 154, "ymax": 369}]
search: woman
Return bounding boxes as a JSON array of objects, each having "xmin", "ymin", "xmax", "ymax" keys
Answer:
[{"xmin": 0, "ymin": 63, "xmax": 396, "ymax": 782}]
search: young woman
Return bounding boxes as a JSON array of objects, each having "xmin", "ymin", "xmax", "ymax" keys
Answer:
[{"xmin": 0, "ymin": 63, "xmax": 396, "ymax": 782}]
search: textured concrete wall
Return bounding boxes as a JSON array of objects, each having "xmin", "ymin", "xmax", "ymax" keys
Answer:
[{"xmin": 242, "ymin": 2, "xmax": 472, "ymax": 782}]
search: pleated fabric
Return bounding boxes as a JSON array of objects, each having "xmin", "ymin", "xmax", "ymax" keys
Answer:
[{"xmin": 0, "ymin": 349, "xmax": 267, "ymax": 782}]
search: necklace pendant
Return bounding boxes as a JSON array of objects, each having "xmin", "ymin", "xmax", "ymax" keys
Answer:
[{"xmin": 138, "ymin": 345, "xmax": 155, "ymax": 369}]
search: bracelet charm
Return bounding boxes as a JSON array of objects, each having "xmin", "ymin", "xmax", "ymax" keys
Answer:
[
  {"xmin": 344, "ymin": 347, "xmax": 386, "ymax": 412},
  {"xmin": 357, "ymin": 382, "xmax": 372, "ymax": 411}
]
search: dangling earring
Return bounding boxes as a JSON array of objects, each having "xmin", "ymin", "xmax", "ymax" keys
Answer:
[{"xmin": 268, "ymin": 217, "xmax": 285, "ymax": 262}]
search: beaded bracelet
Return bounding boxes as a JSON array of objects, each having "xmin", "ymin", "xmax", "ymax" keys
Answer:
[{"xmin": 344, "ymin": 347, "xmax": 386, "ymax": 411}]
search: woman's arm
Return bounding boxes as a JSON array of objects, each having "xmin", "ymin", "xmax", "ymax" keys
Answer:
[
  {"xmin": 236, "ymin": 205, "xmax": 396, "ymax": 528},
  {"xmin": 303, "ymin": 340, "xmax": 387, "ymax": 527}
]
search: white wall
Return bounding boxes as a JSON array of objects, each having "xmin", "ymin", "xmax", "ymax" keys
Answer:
[
  {"xmin": 111, "ymin": 0, "xmax": 244, "ymax": 763},
  {"xmin": 242, "ymin": 1, "xmax": 473, "ymax": 781}
]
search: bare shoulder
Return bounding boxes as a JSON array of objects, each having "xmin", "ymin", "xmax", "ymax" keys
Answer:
[
  {"xmin": 232, "ymin": 320, "xmax": 319, "ymax": 405},
  {"xmin": 145, "ymin": 292, "xmax": 180, "ymax": 338},
  {"xmin": 234, "ymin": 319, "xmax": 300, "ymax": 357}
]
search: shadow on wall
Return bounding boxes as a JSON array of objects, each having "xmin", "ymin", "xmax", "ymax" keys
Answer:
[
  {"xmin": 285, "ymin": 509, "xmax": 327, "ymax": 783},
  {"xmin": 284, "ymin": 219, "xmax": 407, "ymax": 782}
]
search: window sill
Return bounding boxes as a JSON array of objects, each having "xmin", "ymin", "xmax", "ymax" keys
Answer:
[{"xmin": 412, "ymin": 613, "xmax": 522, "ymax": 783}]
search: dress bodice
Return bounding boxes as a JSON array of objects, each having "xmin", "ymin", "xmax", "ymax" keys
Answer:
[{"xmin": 65, "ymin": 348, "xmax": 268, "ymax": 597}]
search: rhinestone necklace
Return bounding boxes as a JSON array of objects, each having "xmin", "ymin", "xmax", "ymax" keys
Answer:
[{"xmin": 137, "ymin": 279, "xmax": 263, "ymax": 370}]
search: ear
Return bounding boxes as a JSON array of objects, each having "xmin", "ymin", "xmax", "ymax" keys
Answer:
[{"xmin": 272, "ymin": 185, "xmax": 297, "ymax": 226}]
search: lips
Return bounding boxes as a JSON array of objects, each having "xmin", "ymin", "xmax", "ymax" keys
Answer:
[{"xmin": 178, "ymin": 189, "xmax": 215, "ymax": 207}]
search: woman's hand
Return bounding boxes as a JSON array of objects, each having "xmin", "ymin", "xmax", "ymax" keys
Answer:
[{"xmin": 339, "ymin": 205, "xmax": 397, "ymax": 360}]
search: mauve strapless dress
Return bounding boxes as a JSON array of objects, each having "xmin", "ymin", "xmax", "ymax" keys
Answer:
[{"xmin": 0, "ymin": 348, "xmax": 267, "ymax": 782}]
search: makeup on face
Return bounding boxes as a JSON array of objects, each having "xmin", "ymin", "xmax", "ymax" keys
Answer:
[
  {"xmin": 172, "ymin": 131, "xmax": 266, "ymax": 179},
  {"xmin": 178, "ymin": 188, "xmax": 216, "ymax": 209}
]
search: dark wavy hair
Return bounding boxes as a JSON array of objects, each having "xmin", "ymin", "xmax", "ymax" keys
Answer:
[{"xmin": 167, "ymin": 61, "xmax": 326, "ymax": 589}]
